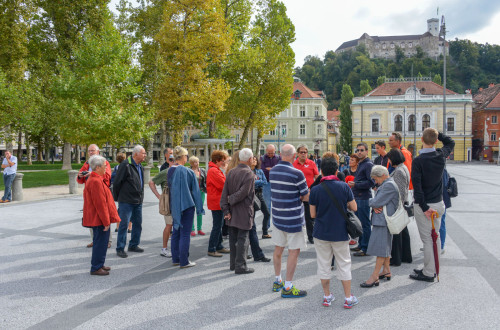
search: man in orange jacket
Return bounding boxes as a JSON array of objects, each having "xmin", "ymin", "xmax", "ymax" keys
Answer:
[
  {"xmin": 388, "ymin": 132, "xmax": 413, "ymax": 191},
  {"xmin": 78, "ymin": 144, "xmax": 112, "ymax": 248}
]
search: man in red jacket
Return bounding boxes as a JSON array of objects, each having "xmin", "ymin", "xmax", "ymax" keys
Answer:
[
  {"xmin": 388, "ymin": 133, "xmax": 413, "ymax": 190},
  {"xmin": 206, "ymin": 150, "xmax": 230, "ymax": 257},
  {"xmin": 78, "ymin": 144, "xmax": 112, "ymax": 248}
]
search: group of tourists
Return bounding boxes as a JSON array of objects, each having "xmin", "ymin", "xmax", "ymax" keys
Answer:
[{"xmin": 79, "ymin": 127, "xmax": 455, "ymax": 309}]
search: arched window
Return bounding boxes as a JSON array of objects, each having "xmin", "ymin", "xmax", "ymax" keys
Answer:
[
  {"xmin": 422, "ymin": 114, "xmax": 430, "ymax": 130},
  {"xmin": 394, "ymin": 115, "xmax": 402, "ymax": 131},
  {"xmin": 408, "ymin": 115, "xmax": 416, "ymax": 132}
]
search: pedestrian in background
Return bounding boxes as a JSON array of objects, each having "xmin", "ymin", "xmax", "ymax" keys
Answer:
[
  {"xmin": 374, "ymin": 140, "xmax": 389, "ymax": 167},
  {"xmin": 309, "ymin": 157, "xmax": 359, "ymax": 308},
  {"xmin": 251, "ymin": 156, "xmax": 271, "ymax": 239},
  {"xmin": 260, "ymin": 144, "xmax": 280, "ymax": 232},
  {"xmin": 83, "ymin": 155, "xmax": 120, "ymax": 276},
  {"xmin": 189, "ymin": 156, "xmax": 206, "ymax": 236},
  {"xmin": 1, "ymin": 150, "xmax": 17, "ymax": 203},
  {"xmin": 112, "ymin": 152, "xmax": 130, "ymax": 234}
]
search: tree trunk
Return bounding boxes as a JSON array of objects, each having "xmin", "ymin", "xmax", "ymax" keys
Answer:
[
  {"xmin": 255, "ymin": 129, "xmax": 263, "ymax": 156},
  {"xmin": 208, "ymin": 116, "xmax": 216, "ymax": 138},
  {"xmin": 172, "ymin": 130, "xmax": 182, "ymax": 147},
  {"xmin": 26, "ymin": 136, "xmax": 32, "ymax": 165},
  {"xmin": 111, "ymin": 146, "xmax": 117, "ymax": 162},
  {"xmin": 62, "ymin": 142, "xmax": 72, "ymax": 169},
  {"xmin": 37, "ymin": 140, "xmax": 43, "ymax": 161},
  {"xmin": 17, "ymin": 130, "xmax": 23, "ymax": 159},
  {"xmin": 144, "ymin": 136, "xmax": 154, "ymax": 166},
  {"xmin": 239, "ymin": 111, "xmax": 255, "ymax": 150},
  {"xmin": 44, "ymin": 143, "xmax": 50, "ymax": 164},
  {"xmin": 159, "ymin": 120, "xmax": 167, "ymax": 165},
  {"xmin": 75, "ymin": 145, "xmax": 82, "ymax": 164}
]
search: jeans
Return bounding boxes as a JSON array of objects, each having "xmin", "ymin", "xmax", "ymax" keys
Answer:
[
  {"xmin": 228, "ymin": 226, "xmax": 250, "ymax": 272},
  {"xmin": 91, "ymin": 225, "xmax": 110, "ymax": 272},
  {"xmin": 2, "ymin": 173, "xmax": 15, "ymax": 201},
  {"xmin": 355, "ymin": 199, "xmax": 371, "ymax": 253},
  {"xmin": 256, "ymin": 191, "xmax": 270, "ymax": 235},
  {"xmin": 116, "ymin": 202, "xmax": 143, "ymax": 251},
  {"xmin": 208, "ymin": 210, "xmax": 225, "ymax": 252},
  {"xmin": 171, "ymin": 206, "xmax": 195, "ymax": 266},
  {"xmin": 249, "ymin": 219, "xmax": 265, "ymax": 260},
  {"xmin": 440, "ymin": 210, "xmax": 447, "ymax": 249},
  {"xmin": 263, "ymin": 184, "xmax": 272, "ymax": 229}
]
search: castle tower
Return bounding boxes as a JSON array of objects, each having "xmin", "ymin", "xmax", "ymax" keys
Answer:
[{"xmin": 427, "ymin": 18, "xmax": 439, "ymax": 36}]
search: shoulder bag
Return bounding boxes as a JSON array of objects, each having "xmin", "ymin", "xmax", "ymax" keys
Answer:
[
  {"xmin": 159, "ymin": 186, "xmax": 171, "ymax": 216},
  {"xmin": 447, "ymin": 176, "xmax": 458, "ymax": 198},
  {"xmin": 383, "ymin": 181, "xmax": 410, "ymax": 235},
  {"xmin": 320, "ymin": 182, "xmax": 363, "ymax": 238}
]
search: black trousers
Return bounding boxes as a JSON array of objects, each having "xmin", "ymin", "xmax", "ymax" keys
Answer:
[
  {"xmin": 249, "ymin": 219, "xmax": 264, "ymax": 260},
  {"xmin": 303, "ymin": 202, "xmax": 314, "ymax": 242},
  {"xmin": 390, "ymin": 226, "xmax": 412, "ymax": 265},
  {"xmin": 255, "ymin": 191, "xmax": 270, "ymax": 235},
  {"xmin": 228, "ymin": 226, "xmax": 250, "ymax": 272}
]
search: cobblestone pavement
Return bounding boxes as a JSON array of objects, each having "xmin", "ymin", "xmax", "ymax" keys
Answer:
[{"xmin": 1, "ymin": 163, "xmax": 499, "ymax": 329}]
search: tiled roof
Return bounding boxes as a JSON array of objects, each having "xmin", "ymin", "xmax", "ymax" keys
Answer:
[
  {"xmin": 327, "ymin": 109, "xmax": 340, "ymax": 121},
  {"xmin": 336, "ymin": 33, "xmax": 447, "ymax": 51},
  {"xmin": 367, "ymin": 81, "xmax": 457, "ymax": 96},
  {"xmin": 291, "ymin": 82, "xmax": 323, "ymax": 99},
  {"xmin": 474, "ymin": 84, "xmax": 500, "ymax": 110}
]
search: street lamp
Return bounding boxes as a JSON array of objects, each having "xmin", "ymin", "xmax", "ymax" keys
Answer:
[{"xmin": 440, "ymin": 15, "xmax": 447, "ymax": 132}]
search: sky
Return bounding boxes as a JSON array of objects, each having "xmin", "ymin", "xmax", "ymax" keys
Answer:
[{"xmin": 109, "ymin": 0, "xmax": 500, "ymax": 67}]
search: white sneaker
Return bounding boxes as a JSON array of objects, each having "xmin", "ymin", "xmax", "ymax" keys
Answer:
[
  {"xmin": 322, "ymin": 295, "xmax": 335, "ymax": 307},
  {"xmin": 180, "ymin": 261, "xmax": 196, "ymax": 268},
  {"xmin": 441, "ymin": 249, "xmax": 445, "ymax": 255},
  {"xmin": 160, "ymin": 249, "xmax": 172, "ymax": 258}
]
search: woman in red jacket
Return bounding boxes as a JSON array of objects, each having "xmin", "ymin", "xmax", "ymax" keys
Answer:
[
  {"xmin": 206, "ymin": 150, "xmax": 230, "ymax": 257},
  {"xmin": 83, "ymin": 155, "xmax": 121, "ymax": 276}
]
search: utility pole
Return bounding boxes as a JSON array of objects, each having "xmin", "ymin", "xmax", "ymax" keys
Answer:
[{"xmin": 440, "ymin": 15, "xmax": 447, "ymax": 132}]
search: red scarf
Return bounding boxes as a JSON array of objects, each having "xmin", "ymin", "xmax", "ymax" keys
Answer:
[{"xmin": 320, "ymin": 175, "xmax": 340, "ymax": 182}]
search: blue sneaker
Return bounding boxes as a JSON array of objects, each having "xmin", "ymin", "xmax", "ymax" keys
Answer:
[
  {"xmin": 272, "ymin": 280, "xmax": 284, "ymax": 292},
  {"xmin": 344, "ymin": 295, "xmax": 359, "ymax": 309},
  {"xmin": 281, "ymin": 285, "xmax": 307, "ymax": 298}
]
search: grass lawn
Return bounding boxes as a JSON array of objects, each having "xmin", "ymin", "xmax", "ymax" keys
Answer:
[{"xmin": 0, "ymin": 167, "xmax": 161, "ymax": 191}]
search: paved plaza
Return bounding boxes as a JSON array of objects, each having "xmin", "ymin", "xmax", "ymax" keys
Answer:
[{"xmin": 1, "ymin": 163, "xmax": 500, "ymax": 329}]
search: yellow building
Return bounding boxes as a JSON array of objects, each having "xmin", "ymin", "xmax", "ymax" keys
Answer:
[{"xmin": 351, "ymin": 78, "xmax": 473, "ymax": 161}]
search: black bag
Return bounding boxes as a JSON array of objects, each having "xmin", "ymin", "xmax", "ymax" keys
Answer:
[
  {"xmin": 253, "ymin": 194, "xmax": 261, "ymax": 212},
  {"xmin": 447, "ymin": 176, "xmax": 458, "ymax": 198},
  {"xmin": 321, "ymin": 183, "xmax": 363, "ymax": 238},
  {"xmin": 403, "ymin": 201, "xmax": 414, "ymax": 217}
]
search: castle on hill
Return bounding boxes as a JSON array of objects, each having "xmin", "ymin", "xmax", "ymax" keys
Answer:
[{"xmin": 336, "ymin": 18, "xmax": 448, "ymax": 60}]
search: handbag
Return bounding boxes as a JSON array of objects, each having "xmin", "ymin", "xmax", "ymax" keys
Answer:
[
  {"xmin": 447, "ymin": 176, "xmax": 458, "ymax": 198},
  {"xmin": 320, "ymin": 182, "xmax": 363, "ymax": 238},
  {"xmin": 253, "ymin": 194, "xmax": 261, "ymax": 212},
  {"xmin": 383, "ymin": 181, "xmax": 410, "ymax": 235},
  {"xmin": 159, "ymin": 186, "xmax": 171, "ymax": 216}
]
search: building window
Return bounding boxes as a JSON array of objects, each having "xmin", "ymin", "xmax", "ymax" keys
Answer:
[
  {"xmin": 382, "ymin": 44, "xmax": 387, "ymax": 49},
  {"xmin": 300, "ymin": 106, "xmax": 306, "ymax": 117},
  {"xmin": 281, "ymin": 124, "xmax": 287, "ymax": 137},
  {"xmin": 300, "ymin": 124, "xmax": 306, "ymax": 135},
  {"xmin": 269, "ymin": 128, "xmax": 276, "ymax": 136},
  {"xmin": 235, "ymin": 134, "xmax": 240, "ymax": 142},
  {"xmin": 376, "ymin": 44, "xmax": 380, "ymax": 49},
  {"xmin": 317, "ymin": 124, "xmax": 322, "ymax": 135},
  {"xmin": 491, "ymin": 132, "xmax": 497, "ymax": 141},
  {"xmin": 447, "ymin": 117, "xmax": 455, "ymax": 132},
  {"xmin": 390, "ymin": 43, "xmax": 394, "ymax": 49},
  {"xmin": 408, "ymin": 115, "xmax": 416, "ymax": 132},
  {"xmin": 422, "ymin": 114, "xmax": 430, "ymax": 130},
  {"xmin": 408, "ymin": 43, "xmax": 413, "ymax": 48},
  {"xmin": 372, "ymin": 118, "xmax": 379, "ymax": 133},
  {"xmin": 314, "ymin": 107, "xmax": 319, "ymax": 117},
  {"xmin": 401, "ymin": 43, "xmax": 405, "ymax": 48},
  {"xmin": 492, "ymin": 116, "xmax": 498, "ymax": 124},
  {"xmin": 394, "ymin": 115, "xmax": 402, "ymax": 131}
]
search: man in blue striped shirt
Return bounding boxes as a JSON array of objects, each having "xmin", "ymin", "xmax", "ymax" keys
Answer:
[{"xmin": 270, "ymin": 144, "xmax": 309, "ymax": 298}]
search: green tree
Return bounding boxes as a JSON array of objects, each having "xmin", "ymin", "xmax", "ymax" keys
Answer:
[
  {"xmin": 339, "ymin": 84, "xmax": 354, "ymax": 153},
  {"xmin": 395, "ymin": 46, "xmax": 405, "ymax": 64},
  {"xmin": 359, "ymin": 79, "xmax": 372, "ymax": 96},
  {"xmin": 433, "ymin": 73, "xmax": 442, "ymax": 85},
  {"xmin": 52, "ymin": 20, "xmax": 155, "ymax": 147},
  {"xmin": 377, "ymin": 76, "xmax": 386, "ymax": 86}
]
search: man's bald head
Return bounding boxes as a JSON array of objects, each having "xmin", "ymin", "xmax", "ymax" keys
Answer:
[
  {"xmin": 280, "ymin": 144, "xmax": 296, "ymax": 162},
  {"xmin": 266, "ymin": 144, "xmax": 276, "ymax": 158}
]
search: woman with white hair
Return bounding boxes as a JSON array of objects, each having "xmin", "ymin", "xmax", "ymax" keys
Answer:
[
  {"xmin": 168, "ymin": 146, "xmax": 204, "ymax": 268},
  {"xmin": 360, "ymin": 165, "xmax": 399, "ymax": 288},
  {"xmin": 83, "ymin": 155, "xmax": 120, "ymax": 276}
]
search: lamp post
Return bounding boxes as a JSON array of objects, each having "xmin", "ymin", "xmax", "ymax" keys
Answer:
[
  {"xmin": 440, "ymin": 15, "xmax": 447, "ymax": 132},
  {"xmin": 498, "ymin": 137, "xmax": 500, "ymax": 166}
]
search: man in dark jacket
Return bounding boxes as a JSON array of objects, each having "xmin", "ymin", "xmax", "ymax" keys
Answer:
[
  {"xmin": 113, "ymin": 145, "xmax": 147, "ymax": 258},
  {"xmin": 349, "ymin": 142, "xmax": 375, "ymax": 256},
  {"xmin": 410, "ymin": 129, "xmax": 455, "ymax": 282},
  {"xmin": 220, "ymin": 148, "xmax": 255, "ymax": 274}
]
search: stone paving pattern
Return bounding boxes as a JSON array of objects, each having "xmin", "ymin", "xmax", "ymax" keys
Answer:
[{"xmin": 1, "ymin": 164, "xmax": 499, "ymax": 329}]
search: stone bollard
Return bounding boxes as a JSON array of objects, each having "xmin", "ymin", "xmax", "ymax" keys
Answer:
[
  {"xmin": 68, "ymin": 170, "xmax": 79, "ymax": 194},
  {"xmin": 144, "ymin": 166, "xmax": 152, "ymax": 185},
  {"xmin": 12, "ymin": 173, "xmax": 24, "ymax": 201}
]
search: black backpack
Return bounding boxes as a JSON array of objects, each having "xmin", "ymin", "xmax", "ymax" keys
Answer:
[{"xmin": 447, "ymin": 176, "xmax": 458, "ymax": 198}]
